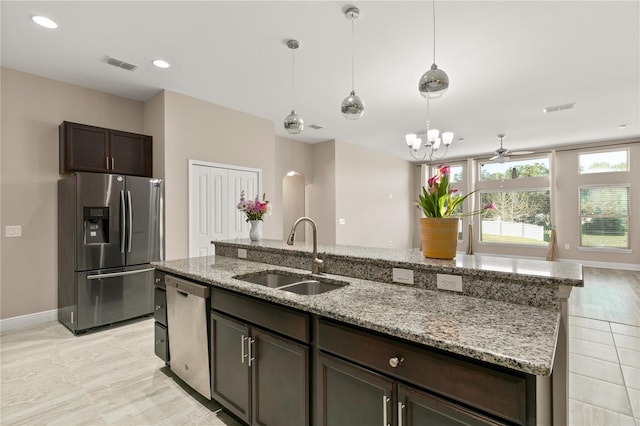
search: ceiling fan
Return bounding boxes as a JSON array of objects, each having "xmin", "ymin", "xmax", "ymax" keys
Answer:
[{"xmin": 489, "ymin": 134, "xmax": 534, "ymax": 163}]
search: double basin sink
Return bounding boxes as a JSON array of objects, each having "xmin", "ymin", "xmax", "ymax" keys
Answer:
[{"xmin": 233, "ymin": 270, "xmax": 346, "ymax": 295}]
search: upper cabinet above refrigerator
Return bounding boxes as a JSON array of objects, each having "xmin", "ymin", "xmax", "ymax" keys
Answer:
[{"xmin": 59, "ymin": 121, "xmax": 153, "ymax": 177}]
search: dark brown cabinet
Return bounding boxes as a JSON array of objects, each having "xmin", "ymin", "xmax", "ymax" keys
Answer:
[
  {"xmin": 59, "ymin": 121, "xmax": 152, "ymax": 177},
  {"xmin": 153, "ymin": 270, "xmax": 169, "ymax": 362},
  {"xmin": 316, "ymin": 352, "xmax": 394, "ymax": 426},
  {"xmin": 316, "ymin": 318, "xmax": 528, "ymax": 425},
  {"xmin": 210, "ymin": 288, "xmax": 310, "ymax": 426}
]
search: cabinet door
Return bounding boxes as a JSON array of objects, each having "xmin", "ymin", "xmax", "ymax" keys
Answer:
[
  {"xmin": 110, "ymin": 130, "xmax": 152, "ymax": 177},
  {"xmin": 154, "ymin": 287, "xmax": 167, "ymax": 326},
  {"xmin": 398, "ymin": 384, "xmax": 504, "ymax": 426},
  {"xmin": 252, "ymin": 328, "xmax": 308, "ymax": 426},
  {"xmin": 60, "ymin": 122, "xmax": 110, "ymax": 173},
  {"xmin": 316, "ymin": 353, "xmax": 394, "ymax": 426},
  {"xmin": 211, "ymin": 312, "xmax": 251, "ymax": 424}
]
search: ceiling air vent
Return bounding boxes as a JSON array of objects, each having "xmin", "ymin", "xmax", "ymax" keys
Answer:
[
  {"xmin": 308, "ymin": 124, "xmax": 324, "ymax": 130},
  {"xmin": 543, "ymin": 102, "xmax": 575, "ymax": 113},
  {"xmin": 103, "ymin": 56, "xmax": 138, "ymax": 72}
]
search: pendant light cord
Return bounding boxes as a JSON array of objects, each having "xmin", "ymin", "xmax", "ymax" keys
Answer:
[
  {"xmin": 432, "ymin": 0, "xmax": 437, "ymax": 65},
  {"xmin": 351, "ymin": 17, "xmax": 355, "ymax": 92},
  {"xmin": 291, "ymin": 48, "xmax": 295, "ymax": 111}
]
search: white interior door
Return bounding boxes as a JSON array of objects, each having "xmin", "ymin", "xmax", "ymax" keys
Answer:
[
  {"xmin": 189, "ymin": 161, "xmax": 261, "ymax": 257},
  {"xmin": 229, "ymin": 169, "xmax": 260, "ymax": 239}
]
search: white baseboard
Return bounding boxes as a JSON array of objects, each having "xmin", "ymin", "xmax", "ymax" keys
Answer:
[
  {"xmin": 0, "ymin": 309, "xmax": 59, "ymax": 333},
  {"xmin": 557, "ymin": 258, "xmax": 640, "ymax": 271}
]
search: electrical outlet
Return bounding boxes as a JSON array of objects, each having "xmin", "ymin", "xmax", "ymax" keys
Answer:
[
  {"xmin": 437, "ymin": 274, "xmax": 463, "ymax": 292},
  {"xmin": 564, "ymin": 244, "xmax": 570, "ymax": 250},
  {"xmin": 338, "ymin": 218, "xmax": 346, "ymax": 225},
  {"xmin": 238, "ymin": 248, "xmax": 247, "ymax": 259},
  {"xmin": 5, "ymin": 225, "xmax": 22, "ymax": 238},
  {"xmin": 392, "ymin": 268, "xmax": 414, "ymax": 285}
]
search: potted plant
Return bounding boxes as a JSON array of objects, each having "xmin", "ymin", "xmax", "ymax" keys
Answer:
[
  {"xmin": 416, "ymin": 164, "xmax": 494, "ymax": 259},
  {"xmin": 237, "ymin": 191, "xmax": 271, "ymax": 241}
]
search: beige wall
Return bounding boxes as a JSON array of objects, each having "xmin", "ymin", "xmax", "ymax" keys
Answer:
[
  {"xmin": 0, "ymin": 68, "xmax": 145, "ymax": 319},
  {"xmin": 161, "ymin": 90, "xmax": 278, "ymax": 260},
  {"xmin": 308, "ymin": 140, "xmax": 336, "ymax": 245},
  {"xmin": 275, "ymin": 135, "xmax": 313, "ymax": 240},
  {"xmin": 335, "ymin": 140, "xmax": 414, "ymax": 249}
]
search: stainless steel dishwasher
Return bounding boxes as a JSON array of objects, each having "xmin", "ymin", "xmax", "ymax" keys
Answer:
[{"xmin": 166, "ymin": 275, "xmax": 211, "ymax": 399}]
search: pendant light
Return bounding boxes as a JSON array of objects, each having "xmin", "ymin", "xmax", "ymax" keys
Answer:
[
  {"xmin": 341, "ymin": 7, "xmax": 365, "ymax": 120},
  {"xmin": 284, "ymin": 39, "xmax": 304, "ymax": 134},
  {"xmin": 418, "ymin": 0, "xmax": 449, "ymax": 99},
  {"xmin": 406, "ymin": 96, "xmax": 455, "ymax": 161}
]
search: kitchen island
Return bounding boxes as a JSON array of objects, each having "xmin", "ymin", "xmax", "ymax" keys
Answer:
[{"xmin": 152, "ymin": 240, "xmax": 583, "ymax": 426}]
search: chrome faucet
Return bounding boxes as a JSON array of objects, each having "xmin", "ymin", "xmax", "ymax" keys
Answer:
[{"xmin": 286, "ymin": 217, "xmax": 323, "ymax": 274}]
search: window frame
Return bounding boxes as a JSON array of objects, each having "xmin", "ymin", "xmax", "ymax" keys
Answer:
[
  {"xmin": 475, "ymin": 153, "xmax": 551, "ymax": 248},
  {"xmin": 577, "ymin": 183, "xmax": 631, "ymax": 250},
  {"xmin": 578, "ymin": 148, "xmax": 630, "ymax": 175}
]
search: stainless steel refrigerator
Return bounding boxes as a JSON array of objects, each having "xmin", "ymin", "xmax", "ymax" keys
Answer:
[{"xmin": 58, "ymin": 172, "xmax": 163, "ymax": 334}]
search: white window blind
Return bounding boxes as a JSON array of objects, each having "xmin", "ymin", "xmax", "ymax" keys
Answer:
[{"xmin": 579, "ymin": 186, "xmax": 629, "ymax": 248}]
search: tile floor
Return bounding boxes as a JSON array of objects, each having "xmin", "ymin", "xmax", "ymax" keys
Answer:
[{"xmin": 0, "ymin": 267, "xmax": 638, "ymax": 425}]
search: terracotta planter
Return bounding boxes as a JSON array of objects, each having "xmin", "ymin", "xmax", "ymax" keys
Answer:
[{"xmin": 420, "ymin": 217, "xmax": 459, "ymax": 259}]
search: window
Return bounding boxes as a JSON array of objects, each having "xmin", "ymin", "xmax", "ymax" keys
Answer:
[
  {"xmin": 579, "ymin": 186, "xmax": 629, "ymax": 248},
  {"xmin": 476, "ymin": 155, "xmax": 551, "ymax": 247},
  {"xmin": 480, "ymin": 190, "xmax": 551, "ymax": 246},
  {"xmin": 480, "ymin": 158, "xmax": 549, "ymax": 181},
  {"xmin": 579, "ymin": 149, "xmax": 629, "ymax": 174}
]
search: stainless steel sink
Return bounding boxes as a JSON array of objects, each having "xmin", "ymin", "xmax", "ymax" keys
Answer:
[
  {"xmin": 234, "ymin": 270, "xmax": 305, "ymax": 288},
  {"xmin": 278, "ymin": 280, "xmax": 344, "ymax": 295},
  {"xmin": 233, "ymin": 270, "xmax": 346, "ymax": 295}
]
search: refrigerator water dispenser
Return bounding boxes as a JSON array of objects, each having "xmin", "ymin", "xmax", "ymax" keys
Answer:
[{"xmin": 83, "ymin": 207, "xmax": 109, "ymax": 245}]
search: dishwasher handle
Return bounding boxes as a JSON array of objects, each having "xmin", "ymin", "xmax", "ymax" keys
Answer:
[{"xmin": 165, "ymin": 275, "xmax": 210, "ymax": 298}]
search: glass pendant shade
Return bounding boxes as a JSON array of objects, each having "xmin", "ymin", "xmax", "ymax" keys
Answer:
[
  {"xmin": 284, "ymin": 110, "xmax": 304, "ymax": 134},
  {"xmin": 427, "ymin": 128, "xmax": 440, "ymax": 143},
  {"xmin": 341, "ymin": 91, "xmax": 365, "ymax": 120},
  {"xmin": 442, "ymin": 131, "xmax": 454, "ymax": 145},
  {"xmin": 419, "ymin": 64, "xmax": 449, "ymax": 99}
]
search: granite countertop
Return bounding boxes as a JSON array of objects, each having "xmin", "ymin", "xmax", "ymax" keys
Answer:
[
  {"xmin": 153, "ymin": 255, "xmax": 561, "ymax": 376},
  {"xmin": 214, "ymin": 239, "xmax": 583, "ymax": 286}
]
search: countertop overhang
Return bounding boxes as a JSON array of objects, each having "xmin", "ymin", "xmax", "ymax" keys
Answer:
[{"xmin": 153, "ymin": 255, "xmax": 561, "ymax": 376}]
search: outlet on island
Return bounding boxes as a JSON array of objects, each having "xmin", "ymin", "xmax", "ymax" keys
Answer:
[{"xmin": 437, "ymin": 274, "xmax": 463, "ymax": 292}]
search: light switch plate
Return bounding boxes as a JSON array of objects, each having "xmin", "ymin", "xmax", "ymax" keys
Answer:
[
  {"xmin": 5, "ymin": 225, "xmax": 22, "ymax": 238},
  {"xmin": 392, "ymin": 268, "xmax": 414, "ymax": 285},
  {"xmin": 238, "ymin": 248, "xmax": 247, "ymax": 259},
  {"xmin": 437, "ymin": 274, "xmax": 463, "ymax": 292}
]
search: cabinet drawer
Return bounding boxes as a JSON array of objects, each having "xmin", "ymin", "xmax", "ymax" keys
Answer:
[
  {"xmin": 211, "ymin": 288, "xmax": 310, "ymax": 343},
  {"xmin": 154, "ymin": 287, "xmax": 167, "ymax": 326},
  {"xmin": 154, "ymin": 269, "xmax": 166, "ymax": 289},
  {"xmin": 154, "ymin": 322, "xmax": 169, "ymax": 362},
  {"xmin": 318, "ymin": 319, "xmax": 528, "ymax": 425}
]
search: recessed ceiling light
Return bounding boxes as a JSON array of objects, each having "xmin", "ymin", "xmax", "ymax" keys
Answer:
[
  {"xmin": 619, "ymin": 124, "xmax": 627, "ymax": 129},
  {"xmin": 152, "ymin": 59, "xmax": 170, "ymax": 69},
  {"xmin": 31, "ymin": 15, "xmax": 58, "ymax": 29}
]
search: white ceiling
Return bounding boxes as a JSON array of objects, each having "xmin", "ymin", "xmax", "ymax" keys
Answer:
[{"xmin": 2, "ymin": 1, "xmax": 639, "ymax": 161}]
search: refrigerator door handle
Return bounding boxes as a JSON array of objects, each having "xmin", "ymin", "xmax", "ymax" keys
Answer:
[
  {"xmin": 120, "ymin": 190, "xmax": 126, "ymax": 253},
  {"xmin": 127, "ymin": 190, "xmax": 133, "ymax": 253},
  {"xmin": 86, "ymin": 267, "xmax": 156, "ymax": 280}
]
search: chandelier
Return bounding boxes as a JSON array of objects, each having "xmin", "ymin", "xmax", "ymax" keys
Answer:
[{"xmin": 406, "ymin": 98, "xmax": 454, "ymax": 161}]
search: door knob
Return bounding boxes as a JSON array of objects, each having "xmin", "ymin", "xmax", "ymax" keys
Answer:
[{"xmin": 389, "ymin": 356, "xmax": 404, "ymax": 368}]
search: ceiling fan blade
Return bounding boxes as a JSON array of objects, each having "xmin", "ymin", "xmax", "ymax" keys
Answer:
[
  {"xmin": 509, "ymin": 150, "xmax": 535, "ymax": 156},
  {"xmin": 489, "ymin": 154, "xmax": 499, "ymax": 161}
]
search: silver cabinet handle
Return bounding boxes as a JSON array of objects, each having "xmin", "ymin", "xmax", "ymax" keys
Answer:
[
  {"xmin": 155, "ymin": 305, "xmax": 162, "ymax": 310},
  {"xmin": 241, "ymin": 335, "xmax": 247, "ymax": 364},
  {"xmin": 389, "ymin": 357, "xmax": 404, "ymax": 368},
  {"xmin": 155, "ymin": 277, "xmax": 161, "ymax": 284},
  {"xmin": 382, "ymin": 395, "xmax": 390, "ymax": 426},
  {"xmin": 111, "ymin": 157, "xmax": 115, "ymax": 170},
  {"xmin": 398, "ymin": 402, "xmax": 405, "ymax": 425},
  {"xmin": 248, "ymin": 338, "xmax": 255, "ymax": 367},
  {"xmin": 106, "ymin": 156, "xmax": 110, "ymax": 169}
]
